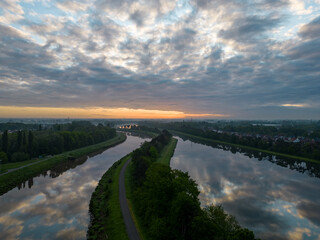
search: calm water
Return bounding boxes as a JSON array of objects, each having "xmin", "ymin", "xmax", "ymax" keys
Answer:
[
  {"xmin": 171, "ymin": 137, "xmax": 320, "ymax": 240},
  {"xmin": 0, "ymin": 135, "xmax": 147, "ymax": 240}
]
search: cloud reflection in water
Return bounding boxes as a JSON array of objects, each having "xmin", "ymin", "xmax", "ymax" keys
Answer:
[
  {"xmin": 171, "ymin": 137, "xmax": 320, "ymax": 240},
  {"xmin": 0, "ymin": 135, "xmax": 146, "ymax": 240}
]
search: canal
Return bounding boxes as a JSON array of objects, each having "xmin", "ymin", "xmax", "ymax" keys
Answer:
[
  {"xmin": 0, "ymin": 134, "xmax": 147, "ymax": 240},
  {"xmin": 171, "ymin": 136, "xmax": 320, "ymax": 240}
]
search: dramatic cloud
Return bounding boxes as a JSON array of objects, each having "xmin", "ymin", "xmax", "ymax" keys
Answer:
[{"xmin": 0, "ymin": 0, "xmax": 319, "ymax": 119}]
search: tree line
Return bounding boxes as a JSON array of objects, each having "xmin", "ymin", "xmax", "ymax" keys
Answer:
[
  {"xmin": 0, "ymin": 121, "xmax": 116, "ymax": 163},
  {"xmin": 140, "ymin": 122, "xmax": 320, "ymax": 161},
  {"xmin": 176, "ymin": 124, "xmax": 320, "ymax": 161},
  {"xmin": 130, "ymin": 130, "xmax": 258, "ymax": 240}
]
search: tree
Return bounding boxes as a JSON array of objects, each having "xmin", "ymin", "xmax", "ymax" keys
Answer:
[
  {"xmin": 204, "ymin": 205, "xmax": 240, "ymax": 237},
  {"xmin": 0, "ymin": 151, "xmax": 8, "ymax": 163},
  {"xmin": 11, "ymin": 152, "xmax": 29, "ymax": 162},
  {"xmin": 28, "ymin": 131, "xmax": 34, "ymax": 156},
  {"xmin": 2, "ymin": 130, "xmax": 8, "ymax": 153},
  {"xmin": 22, "ymin": 131, "xmax": 27, "ymax": 146},
  {"xmin": 17, "ymin": 131, "xmax": 22, "ymax": 151},
  {"xmin": 227, "ymin": 228, "xmax": 256, "ymax": 240}
]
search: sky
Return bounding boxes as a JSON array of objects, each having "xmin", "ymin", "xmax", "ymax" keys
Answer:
[{"xmin": 0, "ymin": 0, "xmax": 320, "ymax": 119}]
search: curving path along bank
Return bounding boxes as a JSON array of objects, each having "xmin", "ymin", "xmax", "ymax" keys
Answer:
[{"xmin": 119, "ymin": 158, "xmax": 141, "ymax": 240}]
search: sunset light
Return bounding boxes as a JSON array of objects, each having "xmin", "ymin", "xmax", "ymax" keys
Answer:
[{"xmin": 0, "ymin": 106, "xmax": 227, "ymax": 119}]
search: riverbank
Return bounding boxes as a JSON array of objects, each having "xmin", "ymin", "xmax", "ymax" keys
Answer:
[
  {"xmin": 88, "ymin": 154, "xmax": 131, "ymax": 240},
  {"xmin": 0, "ymin": 133, "xmax": 126, "ymax": 196},
  {"xmin": 156, "ymin": 138, "xmax": 178, "ymax": 165},
  {"xmin": 88, "ymin": 133, "xmax": 177, "ymax": 240},
  {"xmin": 120, "ymin": 129, "xmax": 159, "ymax": 138},
  {"xmin": 171, "ymin": 130, "xmax": 320, "ymax": 164}
]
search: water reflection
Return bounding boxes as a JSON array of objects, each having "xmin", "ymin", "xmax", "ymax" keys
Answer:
[
  {"xmin": 176, "ymin": 134, "xmax": 320, "ymax": 178},
  {"xmin": 171, "ymin": 137, "xmax": 320, "ymax": 240},
  {"xmin": 0, "ymin": 135, "xmax": 147, "ymax": 240}
]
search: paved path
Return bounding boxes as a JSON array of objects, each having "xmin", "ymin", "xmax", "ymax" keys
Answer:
[
  {"xmin": 119, "ymin": 158, "xmax": 141, "ymax": 240},
  {"xmin": 0, "ymin": 157, "xmax": 52, "ymax": 177}
]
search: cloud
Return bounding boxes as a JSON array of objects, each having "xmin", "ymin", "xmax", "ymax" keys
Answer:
[
  {"xmin": 55, "ymin": 227, "xmax": 86, "ymax": 240},
  {"xmin": 0, "ymin": 0, "xmax": 319, "ymax": 119},
  {"xmin": 288, "ymin": 227, "xmax": 311, "ymax": 240},
  {"xmin": 299, "ymin": 15, "xmax": 320, "ymax": 39},
  {"xmin": 56, "ymin": 0, "xmax": 90, "ymax": 13},
  {"xmin": 218, "ymin": 15, "xmax": 282, "ymax": 42},
  {"xmin": 289, "ymin": 0, "xmax": 313, "ymax": 15},
  {"xmin": 296, "ymin": 202, "xmax": 320, "ymax": 226},
  {"xmin": 129, "ymin": 10, "xmax": 146, "ymax": 27}
]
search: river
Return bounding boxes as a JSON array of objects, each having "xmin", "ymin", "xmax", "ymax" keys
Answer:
[
  {"xmin": 171, "ymin": 136, "xmax": 320, "ymax": 240},
  {"xmin": 1, "ymin": 134, "xmax": 319, "ymax": 240},
  {"xmin": 0, "ymin": 134, "xmax": 147, "ymax": 240}
]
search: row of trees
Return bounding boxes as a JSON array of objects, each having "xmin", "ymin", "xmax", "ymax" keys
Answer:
[
  {"xmin": 0, "ymin": 121, "xmax": 116, "ymax": 163},
  {"xmin": 141, "ymin": 120, "xmax": 320, "ymax": 138},
  {"xmin": 175, "ymin": 124, "xmax": 320, "ymax": 161},
  {"xmin": 130, "ymin": 131, "xmax": 257, "ymax": 240}
]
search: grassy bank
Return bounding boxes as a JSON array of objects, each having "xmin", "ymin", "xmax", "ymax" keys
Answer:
[
  {"xmin": 88, "ymin": 154, "xmax": 131, "ymax": 240},
  {"xmin": 0, "ymin": 158, "xmax": 49, "ymax": 174},
  {"xmin": 124, "ymin": 136, "xmax": 178, "ymax": 240},
  {"xmin": 121, "ymin": 129, "xmax": 159, "ymax": 138},
  {"xmin": 0, "ymin": 133, "xmax": 126, "ymax": 196},
  {"xmin": 171, "ymin": 130, "xmax": 320, "ymax": 164},
  {"xmin": 157, "ymin": 137, "xmax": 178, "ymax": 165}
]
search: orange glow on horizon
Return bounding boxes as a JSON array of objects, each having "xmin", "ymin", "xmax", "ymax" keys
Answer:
[
  {"xmin": 0, "ymin": 106, "xmax": 230, "ymax": 119},
  {"xmin": 281, "ymin": 104, "xmax": 307, "ymax": 108}
]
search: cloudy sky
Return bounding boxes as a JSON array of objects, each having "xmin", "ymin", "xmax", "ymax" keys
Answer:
[{"xmin": 0, "ymin": 0, "xmax": 319, "ymax": 119}]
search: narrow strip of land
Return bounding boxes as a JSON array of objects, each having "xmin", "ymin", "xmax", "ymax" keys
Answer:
[
  {"xmin": 0, "ymin": 134, "xmax": 126, "ymax": 177},
  {"xmin": 0, "ymin": 157, "xmax": 52, "ymax": 177},
  {"xmin": 171, "ymin": 130, "xmax": 320, "ymax": 164},
  {"xmin": 0, "ymin": 134, "xmax": 126, "ymax": 196},
  {"xmin": 119, "ymin": 158, "xmax": 141, "ymax": 240}
]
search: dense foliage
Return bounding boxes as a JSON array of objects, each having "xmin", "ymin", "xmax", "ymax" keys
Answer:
[
  {"xmin": 130, "ymin": 131, "xmax": 257, "ymax": 240},
  {"xmin": 0, "ymin": 121, "xmax": 116, "ymax": 163}
]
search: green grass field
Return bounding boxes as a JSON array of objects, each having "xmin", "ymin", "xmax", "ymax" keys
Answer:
[{"xmin": 171, "ymin": 130, "xmax": 320, "ymax": 164}]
